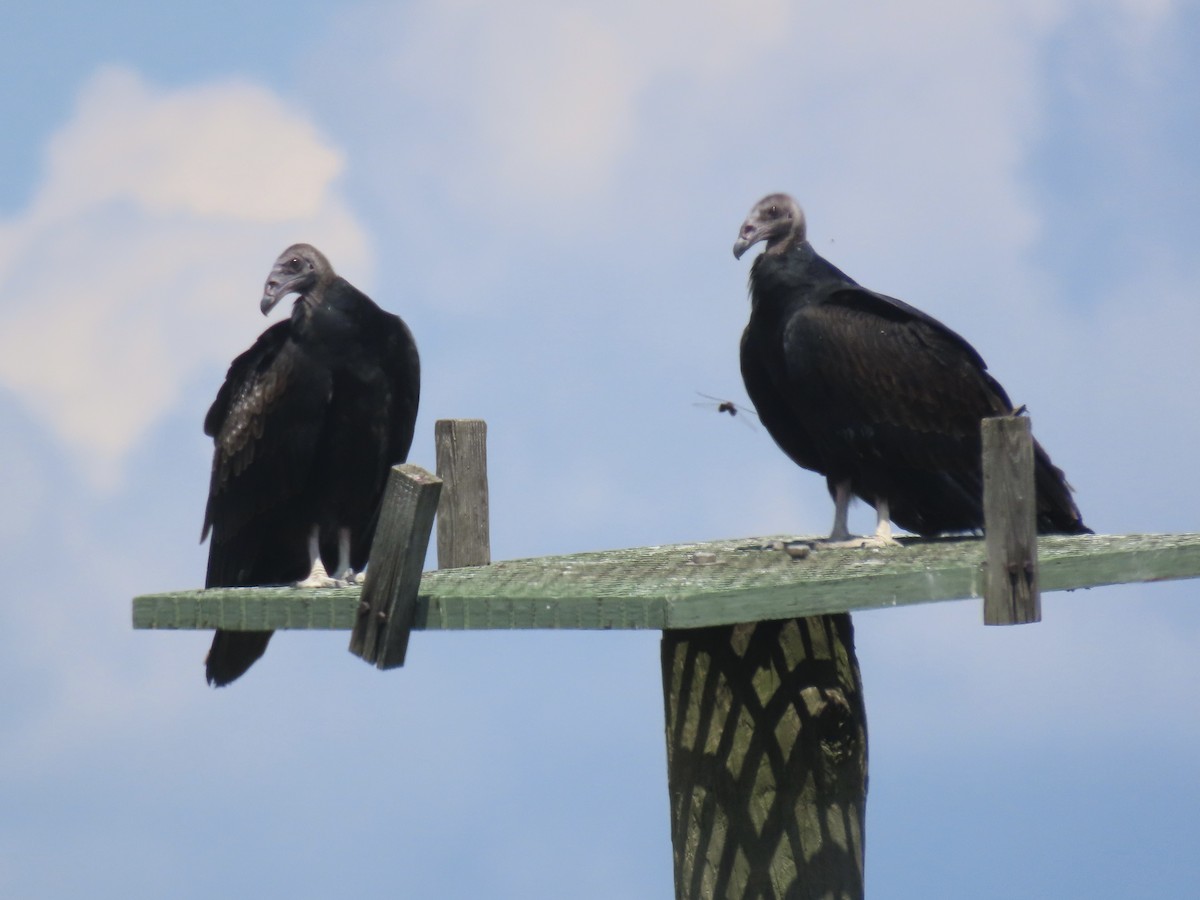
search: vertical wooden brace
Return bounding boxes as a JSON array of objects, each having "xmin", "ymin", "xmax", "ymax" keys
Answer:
[
  {"xmin": 349, "ymin": 463, "xmax": 442, "ymax": 668},
  {"xmin": 435, "ymin": 419, "xmax": 491, "ymax": 569},
  {"xmin": 982, "ymin": 415, "xmax": 1040, "ymax": 625},
  {"xmin": 661, "ymin": 617, "xmax": 867, "ymax": 900}
]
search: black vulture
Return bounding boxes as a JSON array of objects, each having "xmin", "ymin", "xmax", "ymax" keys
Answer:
[
  {"xmin": 733, "ymin": 193, "xmax": 1087, "ymax": 545},
  {"xmin": 202, "ymin": 244, "xmax": 420, "ymax": 686}
]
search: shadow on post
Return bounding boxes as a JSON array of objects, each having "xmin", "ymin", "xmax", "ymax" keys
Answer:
[{"xmin": 662, "ymin": 615, "xmax": 868, "ymax": 900}]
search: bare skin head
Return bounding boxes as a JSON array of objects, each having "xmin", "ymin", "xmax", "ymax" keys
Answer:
[
  {"xmin": 260, "ymin": 244, "xmax": 334, "ymax": 315},
  {"xmin": 733, "ymin": 193, "xmax": 807, "ymax": 260}
]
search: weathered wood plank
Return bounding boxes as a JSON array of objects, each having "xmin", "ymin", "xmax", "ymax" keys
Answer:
[
  {"xmin": 982, "ymin": 416, "xmax": 1040, "ymax": 625},
  {"xmin": 435, "ymin": 419, "xmax": 491, "ymax": 569},
  {"xmin": 349, "ymin": 464, "xmax": 442, "ymax": 669},
  {"xmin": 132, "ymin": 533, "xmax": 1200, "ymax": 632}
]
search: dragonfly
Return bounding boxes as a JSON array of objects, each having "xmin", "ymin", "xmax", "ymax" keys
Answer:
[{"xmin": 694, "ymin": 392, "xmax": 758, "ymax": 430}]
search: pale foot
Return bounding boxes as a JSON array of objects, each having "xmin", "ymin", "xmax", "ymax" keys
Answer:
[
  {"xmin": 814, "ymin": 497, "xmax": 901, "ymax": 550},
  {"xmin": 295, "ymin": 559, "xmax": 339, "ymax": 589},
  {"xmin": 813, "ymin": 533, "xmax": 901, "ymax": 550}
]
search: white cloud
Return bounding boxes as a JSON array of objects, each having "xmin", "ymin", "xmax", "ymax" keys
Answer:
[
  {"xmin": 473, "ymin": 10, "xmax": 638, "ymax": 199},
  {"xmin": 0, "ymin": 67, "xmax": 369, "ymax": 491},
  {"xmin": 364, "ymin": 0, "xmax": 792, "ymax": 213},
  {"xmin": 353, "ymin": 0, "xmax": 1177, "ymax": 275},
  {"xmin": 38, "ymin": 68, "xmax": 343, "ymax": 224},
  {"xmin": 323, "ymin": 1, "xmax": 1073, "ymax": 286}
]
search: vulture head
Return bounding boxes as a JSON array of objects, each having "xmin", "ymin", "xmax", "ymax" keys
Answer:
[
  {"xmin": 733, "ymin": 193, "xmax": 806, "ymax": 259},
  {"xmin": 261, "ymin": 244, "xmax": 333, "ymax": 314}
]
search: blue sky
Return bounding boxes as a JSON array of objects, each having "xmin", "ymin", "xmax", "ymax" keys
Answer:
[{"xmin": 2, "ymin": 1, "xmax": 1198, "ymax": 897}]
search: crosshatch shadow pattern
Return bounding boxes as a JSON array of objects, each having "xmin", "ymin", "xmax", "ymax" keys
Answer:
[{"xmin": 662, "ymin": 615, "xmax": 868, "ymax": 900}]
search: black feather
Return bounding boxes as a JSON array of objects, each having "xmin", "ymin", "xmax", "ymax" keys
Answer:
[
  {"xmin": 202, "ymin": 245, "xmax": 420, "ymax": 686},
  {"xmin": 736, "ymin": 194, "xmax": 1087, "ymax": 537}
]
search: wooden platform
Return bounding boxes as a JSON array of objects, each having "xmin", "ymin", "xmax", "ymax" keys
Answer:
[{"xmin": 132, "ymin": 532, "xmax": 1200, "ymax": 632}]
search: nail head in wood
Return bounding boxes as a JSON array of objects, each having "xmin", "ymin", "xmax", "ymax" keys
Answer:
[
  {"xmin": 982, "ymin": 415, "xmax": 1040, "ymax": 625},
  {"xmin": 435, "ymin": 419, "xmax": 491, "ymax": 569},
  {"xmin": 349, "ymin": 463, "xmax": 442, "ymax": 668}
]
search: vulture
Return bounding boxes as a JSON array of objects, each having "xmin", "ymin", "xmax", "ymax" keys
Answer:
[
  {"xmin": 733, "ymin": 193, "xmax": 1087, "ymax": 544},
  {"xmin": 202, "ymin": 244, "xmax": 420, "ymax": 686}
]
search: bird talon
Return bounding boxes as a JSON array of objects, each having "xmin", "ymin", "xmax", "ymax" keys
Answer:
[
  {"xmin": 814, "ymin": 534, "xmax": 900, "ymax": 551},
  {"xmin": 295, "ymin": 573, "xmax": 340, "ymax": 589}
]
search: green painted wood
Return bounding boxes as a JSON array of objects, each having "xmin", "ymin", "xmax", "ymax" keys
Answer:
[{"xmin": 132, "ymin": 532, "xmax": 1200, "ymax": 632}]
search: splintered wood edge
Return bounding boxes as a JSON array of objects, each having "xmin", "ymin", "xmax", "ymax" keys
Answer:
[
  {"xmin": 351, "ymin": 463, "xmax": 442, "ymax": 667},
  {"xmin": 132, "ymin": 533, "xmax": 1200, "ymax": 632}
]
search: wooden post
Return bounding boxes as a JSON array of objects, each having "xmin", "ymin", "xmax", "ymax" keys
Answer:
[
  {"xmin": 349, "ymin": 463, "xmax": 442, "ymax": 668},
  {"xmin": 435, "ymin": 419, "xmax": 491, "ymax": 569},
  {"xmin": 661, "ymin": 616, "xmax": 868, "ymax": 900},
  {"xmin": 982, "ymin": 415, "xmax": 1040, "ymax": 625}
]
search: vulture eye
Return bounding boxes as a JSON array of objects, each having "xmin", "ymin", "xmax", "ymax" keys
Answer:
[{"xmin": 768, "ymin": 205, "xmax": 778, "ymax": 216}]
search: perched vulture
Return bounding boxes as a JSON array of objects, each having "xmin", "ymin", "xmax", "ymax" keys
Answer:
[
  {"xmin": 733, "ymin": 193, "xmax": 1087, "ymax": 544},
  {"xmin": 202, "ymin": 244, "xmax": 420, "ymax": 686}
]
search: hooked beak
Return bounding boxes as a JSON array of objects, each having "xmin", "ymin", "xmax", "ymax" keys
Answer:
[
  {"xmin": 729, "ymin": 218, "xmax": 768, "ymax": 260},
  {"xmin": 733, "ymin": 220, "xmax": 763, "ymax": 260},
  {"xmin": 260, "ymin": 269, "xmax": 305, "ymax": 315}
]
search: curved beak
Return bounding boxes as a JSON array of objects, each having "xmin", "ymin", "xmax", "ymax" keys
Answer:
[
  {"xmin": 260, "ymin": 268, "xmax": 305, "ymax": 315},
  {"xmin": 733, "ymin": 220, "xmax": 763, "ymax": 260}
]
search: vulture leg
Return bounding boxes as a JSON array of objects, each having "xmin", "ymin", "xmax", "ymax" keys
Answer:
[
  {"xmin": 863, "ymin": 497, "xmax": 900, "ymax": 548},
  {"xmin": 818, "ymin": 484, "xmax": 901, "ymax": 550},
  {"xmin": 295, "ymin": 525, "xmax": 338, "ymax": 588},
  {"xmin": 334, "ymin": 526, "xmax": 356, "ymax": 585},
  {"xmin": 827, "ymin": 481, "xmax": 854, "ymax": 542}
]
